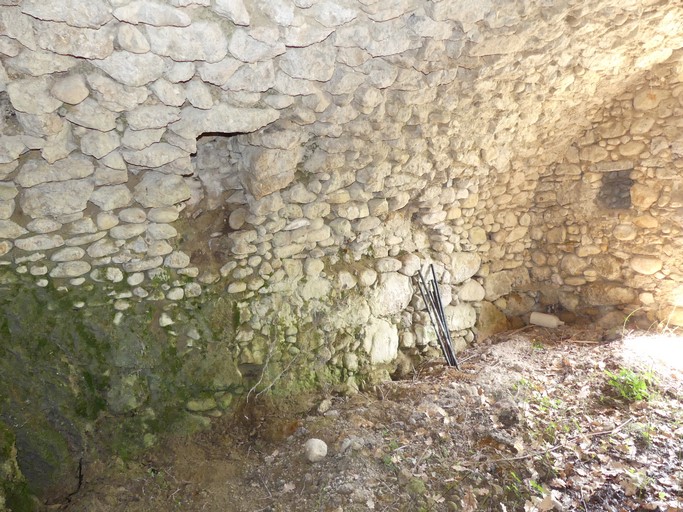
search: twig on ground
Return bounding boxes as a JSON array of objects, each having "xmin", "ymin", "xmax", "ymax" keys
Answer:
[{"xmin": 470, "ymin": 417, "xmax": 635, "ymax": 464}]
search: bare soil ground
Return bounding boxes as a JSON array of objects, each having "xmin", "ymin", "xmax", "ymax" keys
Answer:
[{"xmin": 61, "ymin": 327, "xmax": 683, "ymax": 512}]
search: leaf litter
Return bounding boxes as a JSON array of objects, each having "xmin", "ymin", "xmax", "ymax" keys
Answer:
[{"xmin": 65, "ymin": 326, "xmax": 683, "ymax": 512}]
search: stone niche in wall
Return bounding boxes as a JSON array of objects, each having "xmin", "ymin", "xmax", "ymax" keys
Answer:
[{"xmin": 529, "ymin": 52, "xmax": 683, "ymax": 327}]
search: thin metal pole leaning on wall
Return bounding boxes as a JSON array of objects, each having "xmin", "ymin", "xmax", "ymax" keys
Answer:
[{"xmin": 415, "ymin": 265, "xmax": 460, "ymax": 369}]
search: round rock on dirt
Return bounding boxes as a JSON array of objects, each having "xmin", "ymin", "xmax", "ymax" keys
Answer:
[{"xmin": 304, "ymin": 438, "xmax": 328, "ymax": 463}]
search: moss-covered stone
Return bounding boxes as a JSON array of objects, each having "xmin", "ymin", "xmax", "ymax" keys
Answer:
[{"xmin": 0, "ymin": 422, "xmax": 37, "ymax": 512}]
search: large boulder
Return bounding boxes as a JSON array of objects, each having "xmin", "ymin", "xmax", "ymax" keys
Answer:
[{"xmin": 363, "ymin": 318, "xmax": 399, "ymax": 364}]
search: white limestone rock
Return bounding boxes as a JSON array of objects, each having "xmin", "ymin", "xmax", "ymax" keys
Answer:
[
  {"xmin": 87, "ymin": 73, "xmax": 149, "ymax": 113},
  {"xmin": 22, "ymin": 0, "xmax": 111, "ymax": 28},
  {"xmin": 369, "ymin": 272, "xmax": 412, "ymax": 316},
  {"xmin": 445, "ymin": 304, "xmax": 477, "ymax": 331},
  {"xmin": 16, "ymin": 155, "xmax": 94, "ymax": 188},
  {"xmin": 630, "ymin": 256, "xmax": 663, "ymax": 275},
  {"xmin": 166, "ymin": 287, "xmax": 184, "ymax": 300},
  {"xmin": 40, "ymin": 123, "xmax": 78, "ymax": 163},
  {"xmin": 148, "ymin": 207, "xmax": 179, "ymax": 223},
  {"xmin": 0, "ymin": 200, "xmax": 14, "ymax": 220},
  {"xmin": 240, "ymin": 146, "xmax": 300, "ymax": 199},
  {"xmin": 164, "ymin": 61, "xmax": 195, "ymax": 83},
  {"xmin": 0, "ymin": 8, "xmax": 37, "ymax": 51},
  {"xmin": 284, "ymin": 22, "xmax": 334, "ymax": 48},
  {"xmin": 224, "ymin": 62, "xmax": 276, "ymax": 92},
  {"xmin": 0, "ymin": 137, "xmax": 26, "ymax": 164},
  {"xmin": 96, "ymin": 212, "xmax": 119, "ymax": 230},
  {"xmin": 185, "ymin": 80, "xmax": 214, "ymax": 109},
  {"xmin": 630, "ymin": 184, "xmax": 660, "ymax": 210},
  {"xmin": 6, "ymin": 49, "xmax": 78, "ymax": 77},
  {"xmin": 213, "ymin": 0, "xmax": 250, "ymax": 25},
  {"xmin": 165, "ymin": 250, "xmax": 190, "ymax": 268},
  {"xmin": 90, "ymin": 185, "xmax": 133, "ymax": 210},
  {"xmin": 170, "ymin": 104, "xmax": 279, "ymax": 141},
  {"xmin": 94, "ymin": 168, "xmax": 127, "ymax": 186},
  {"xmin": 50, "ymin": 261, "xmax": 91, "ymax": 278},
  {"xmin": 633, "ymin": 88, "xmax": 669, "ymax": 111},
  {"xmin": 484, "ymin": 272, "xmax": 512, "ymax": 301},
  {"xmin": 229, "ymin": 29, "xmax": 285, "ymax": 63},
  {"xmin": 87, "ymin": 238, "xmax": 118, "ymax": 258},
  {"xmin": 459, "ymin": 280, "xmax": 485, "ymax": 302},
  {"xmin": 7, "ymin": 77, "xmax": 62, "ymax": 114},
  {"xmin": 0, "ymin": 240, "xmax": 12, "ymax": 256},
  {"xmin": 363, "ymin": 318, "xmax": 399, "ymax": 364},
  {"xmin": 25, "ymin": 218, "xmax": 60, "ymax": 235},
  {"xmin": 126, "ymin": 105, "xmax": 181, "ymax": 130},
  {"xmin": 65, "ymin": 232, "xmax": 107, "ymax": 246},
  {"xmin": 80, "ymin": 129, "xmax": 120, "ymax": 159},
  {"xmin": 51, "ymin": 247, "xmax": 85, "ymax": 262},
  {"xmin": 51, "ymin": 75, "xmax": 89, "ymax": 105},
  {"xmin": 119, "ymin": 208, "xmax": 146, "ymax": 224},
  {"xmin": 150, "ymin": 79, "xmax": 186, "ymax": 107},
  {"xmin": 122, "ymin": 143, "xmax": 187, "ymax": 168},
  {"xmin": 0, "ymin": 36, "xmax": 21, "ymax": 58},
  {"xmin": 113, "ymin": 1, "xmax": 191, "ymax": 26},
  {"xmin": 304, "ymin": 438, "xmax": 328, "ymax": 463},
  {"xmin": 309, "ymin": 1, "xmax": 358, "ymax": 27},
  {"xmin": 20, "ymin": 179, "xmax": 94, "ymax": 219},
  {"xmin": 147, "ymin": 223, "xmax": 177, "ymax": 240},
  {"xmin": 121, "ymin": 128, "xmax": 165, "ymax": 150},
  {"xmin": 256, "ymin": 0, "xmax": 294, "ymax": 26},
  {"xmin": 92, "ymin": 51, "xmax": 166, "ymax": 87},
  {"xmin": 134, "ymin": 172, "xmax": 191, "ymax": 208},
  {"xmin": 65, "ymin": 98, "xmax": 118, "ymax": 132},
  {"xmin": 117, "ymin": 24, "xmax": 150, "ymax": 54},
  {"xmin": 68, "ymin": 218, "xmax": 97, "ymax": 234},
  {"xmin": 279, "ymin": 43, "xmax": 337, "ymax": 82},
  {"xmin": 15, "ymin": 234, "xmax": 64, "ymax": 251},
  {"xmin": 451, "ymin": 252, "xmax": 481, "ymax": 284},
  {"xmin": 0, "ymin": 182, "xmax": 18, "ymax": 201},
  {"xmin": 110, "ymin": 224, "xmax": 148, "ymax": 240},
  {"xmin": 197, "ymin": 57, "xmax": 241, "ymax": 86},
  {"xmin": 425, "ymin": 0, "xmax": 492, "ymax": 32},
  {"xmin": 146, "ymin": 22, "xmax": 228, "ymax": 63},
  {"xmin": 34, "ymin": 20, "xmax": 115, "ymax": 59},
  {"xmin": 300, "ymin": 276, "xmax": 331, "ymax": 300},
  {"xmin": 0, "ymin": 220, "xmax": 27, "ymax": 239}
]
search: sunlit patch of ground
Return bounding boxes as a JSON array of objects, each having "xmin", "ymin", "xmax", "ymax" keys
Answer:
[{"xmin": 620, "ymin": 329, "xmax": 683, "ymax": 375}]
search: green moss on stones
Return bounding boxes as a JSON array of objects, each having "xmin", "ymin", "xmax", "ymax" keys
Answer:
[{"xmin": 0, "ymin": 422, "xmax": 36, "ymax": 512}]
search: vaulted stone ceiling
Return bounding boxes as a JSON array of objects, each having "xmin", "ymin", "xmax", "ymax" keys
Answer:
[{"xmin": 0, "ymin": 0, "xmax": 681, "ymax": 338}]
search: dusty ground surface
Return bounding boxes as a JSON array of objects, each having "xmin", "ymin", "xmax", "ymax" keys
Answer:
[{"xmin": 59, "ymin": 326, "xmax": 683, "ymax": 512}]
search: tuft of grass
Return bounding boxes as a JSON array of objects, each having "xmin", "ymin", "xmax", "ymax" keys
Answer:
[{"xmin": 605, "ymin": 368, "xmax": 656, "ymax": 402}]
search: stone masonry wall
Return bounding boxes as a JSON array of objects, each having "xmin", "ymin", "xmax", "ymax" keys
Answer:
[
  {"xmin": 3, "ymin": 0, "xmax": 683, "ymax": 497},
  {"xmin": 529, "ymin": 52, "xmax": 683, "ymax": 328},
  {"xmin": 1, "ymin": 0, "xmax": 682, "ymax": 349}
]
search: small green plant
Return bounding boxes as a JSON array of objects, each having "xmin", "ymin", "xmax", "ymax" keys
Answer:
[
  {"xmin": 512, "ymin": 378, "xmax": 533, "ymax": 392},
  {"xmin": 530, "ymin": 479, "xmax": 547, "ymax": 496},
  {"xmin": 605, "ymin": 368, "xmax": 656, "ymax": 402},
  {"xmin": 531, "ymin": 340, "xmax": 545, "ymax": 351}
]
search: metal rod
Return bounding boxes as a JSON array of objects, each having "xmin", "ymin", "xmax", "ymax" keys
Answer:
[
  {"xmin": 429, "ymin": 264, "xmax": 460, "ymax": 369},
  {"xmin": 416, "ymin": 269, "xmax": 453, "ymax": 367}
]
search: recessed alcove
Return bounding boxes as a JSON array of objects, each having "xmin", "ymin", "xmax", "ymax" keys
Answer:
[{"xmin": 597, "ymin": 169, "xmax": 633, "ymax": 209}]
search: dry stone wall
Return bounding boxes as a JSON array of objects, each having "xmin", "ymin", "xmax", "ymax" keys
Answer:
[
  {"xmin": 529, "ymin": 52, "xmax": 683, "ymax": 328},
  {"xmin": 1, "ymin": 0, "xmax": 683, "ymax": 378},
  {"xmin": 4, "ymin": 0, "xmax": 683, "ymax": 498}
]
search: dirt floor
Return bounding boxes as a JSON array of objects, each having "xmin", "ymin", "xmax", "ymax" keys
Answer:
[{"xmin": 59, "ymin": 326, "xmax": 683, "ymax": 512}]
